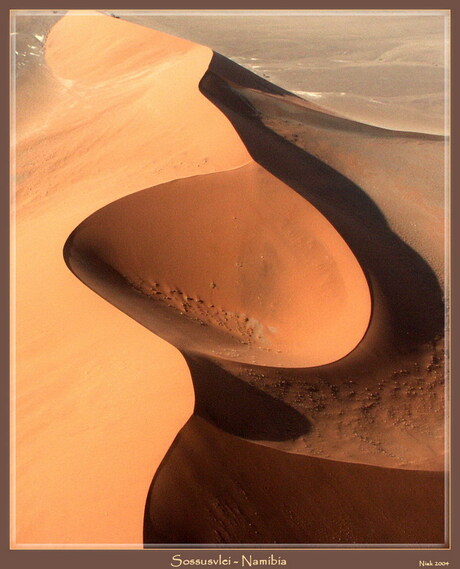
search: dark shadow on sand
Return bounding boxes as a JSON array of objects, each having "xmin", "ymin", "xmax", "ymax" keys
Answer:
[
  {"xmin": 144, "ymin": 415, "xmax": 445, "ymax": 546},
  {"xmin": 184, "ymin": 355, "xmax": 311, "ymax": 441},
  {"xmin": 60, "ymin": 50, "xmax": 445, "ymax": 547},
  {"xmin": 199, "ymin": 52, "xmax": 445, "ymax": 354},
  {"xmin": 63, "ymin": 243, "xmax": 312, "ymax": 443}
]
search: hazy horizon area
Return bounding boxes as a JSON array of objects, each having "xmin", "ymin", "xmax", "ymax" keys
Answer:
[
  {"xmin": 116, "ymin": 12, "xmax": 448, "ymax": 134},
  {"xmin": 12, "ymin": 10, "xmax": 449, "ymax": 134}
]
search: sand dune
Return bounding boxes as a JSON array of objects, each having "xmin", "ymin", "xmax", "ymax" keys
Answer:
[
  {"xmin": 65, "ymin": 163, "xmax": 371, "ymax": 368},
  {"xmin": 12, "ymin": 11, "xmax": 447, "ymax": 548},
  {"xmin": 118, "ymin": 12, "xmax": 446, "ymax": 135},
  {"xmin": 13, "ymin": 11, "xmax": 249, "ymax": 548},
  {"xmin": 144, "ymin": 415, "xmax": 445, "ymax": 545}
]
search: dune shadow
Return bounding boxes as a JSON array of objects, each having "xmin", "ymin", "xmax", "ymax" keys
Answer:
[
  {"xmin": 144, "ymin": 415, "xmax": 446, "ymax": 546},
  {"xmin": 184, "ymin": 354, "xmax": 311, "ymax": 441},
  {"xmin": 199, "ymin": 52, "xmax": 445, "ymax": 353},
  {"xmin": 63, "ymin": 241, "xmax": 311, "ymax": 442},
  {"xmin": 204, "ymin": 54, "xmax": 444, "ymax": 141},
  {"xmin": 60, "ymin": 47, "xmax": 446, "ymax": 546}
]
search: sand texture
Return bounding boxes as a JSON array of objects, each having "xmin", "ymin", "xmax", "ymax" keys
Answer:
[
  {"xmin": 118, "ymin": 13, "xmax": 446, "ymax": 136},
  {"xmin": 145, "ymin": 415, "xmax": 445, "ymax": 545},
  {"xmin": 12, "ymin": 11, "xmax": 447, "ymax": 548}
]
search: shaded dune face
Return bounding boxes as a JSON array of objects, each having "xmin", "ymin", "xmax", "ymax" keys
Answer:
[
  {"xmin": 16, "ymin": 11, "xmax": 446, "ymax": 548},
  {"xmin": 65, "ymin": 162, "xmax": 371, "ymax": 368},
  {"xmin": 144, "ymin": 415, "xmax": 445, "ymax": 545}
]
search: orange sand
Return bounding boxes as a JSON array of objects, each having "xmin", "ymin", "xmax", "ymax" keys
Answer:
[
  {"xmin": 13, "ymin": 11, "xmax": 250, "ymax": 548},
  {"xmin": 65, "ymin": 163, "xmax": 371, "ymax": 368},
  {"xmin": 145, "ymin": 415, "xmax": 445, "ymax": 545},
  {"xmin": 12, "ymin": 11, "xmax": 446, "ymax": 548}
]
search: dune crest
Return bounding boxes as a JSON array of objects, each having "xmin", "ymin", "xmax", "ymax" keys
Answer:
[
  {"xmin": 16, "ymin": 11, "xmax": 251, "ymax": 214},
  {"xmin": 45, "ymin": 11, "xmax": 197, "ymax": 84},
  {"xmin": 65, "ymin": 162, "xmax": 371, "ymax": 368},
  {"xmin": 13, "ymin": 11, "xmax": 446, "ymax": 548},
  {"xmin": 13, "ymin": 12, "xmax": 251, "ymax": 547}
]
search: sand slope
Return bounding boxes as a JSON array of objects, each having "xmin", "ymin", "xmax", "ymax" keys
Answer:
[
  {"xmin": 13, "ymin": 12, "xmax": 249, "ymax": 548},
  {"xmin": 13, "ymin": 12, "xmax": 446, "ymax": 547},
  {"xmin": 145, "ymin": 415, "xmax": 445, "ymax": 545},
  {"xmin": 65, "ymin": 162, "xmax": 371, "ymax": 368}
]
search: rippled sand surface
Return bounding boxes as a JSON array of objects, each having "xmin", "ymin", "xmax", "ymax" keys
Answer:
[{"xmin": 11, "ymin": 11, "xmax": 448, "ymax": 548}]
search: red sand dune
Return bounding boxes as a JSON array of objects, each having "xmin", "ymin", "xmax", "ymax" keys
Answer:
[
  {"xmin": 65, "ymin": 163, "xmax": 371, "ymax": 368},
  {"xmin": 13, "ymin": 11, "xmax": 249, "ymax": 548},
  {"xmin": 144, "ymin": 415, "xmax": 445, "ymax": 545},
  {"xmin": 13, "ymin": 11, "xmax": 446, "ymax": 548}
]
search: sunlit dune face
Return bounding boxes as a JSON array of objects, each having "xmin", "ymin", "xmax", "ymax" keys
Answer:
[
  {"xmin": 65, "ymin": 163, "xmax": 371, "ymax": 367},
  {"xmin": 44, "ymin": 12, "xmax": 197, "ymax": 84}
]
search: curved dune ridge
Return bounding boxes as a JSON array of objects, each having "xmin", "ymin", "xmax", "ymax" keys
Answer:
[
  {"xmin": 144, "ymin": 415, "xmax": 445, "ymax": 545},
  {"xmin": 16, "ymin": 12, "xmax": 251, "ymax": 213},
  {"xmin": 14, "ymin": 12, "xmax": 251, "ymax": 548},
  {"xmin": 14, "ymin": 11, "xmax": 445, "ymax": 548},
  {"xmin": 44, "ymin": 11, "xmax": 197, "ymax": 84},
  {"xmin": 65, "ymin": 162, "xmax": 371, "ymax": 368}
]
